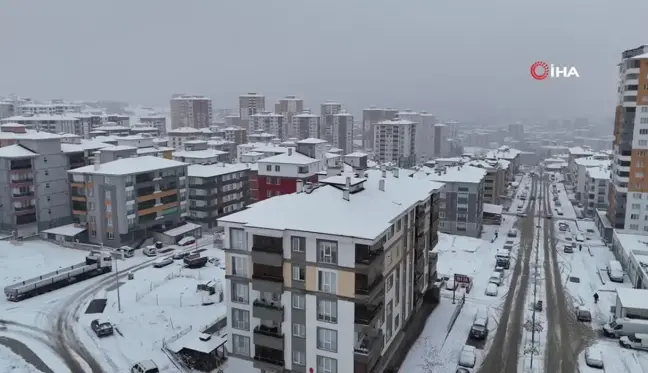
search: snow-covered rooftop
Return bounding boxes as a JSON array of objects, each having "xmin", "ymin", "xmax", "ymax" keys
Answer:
[
  {"xmin": 586, "ymin": 166, "xmax": 610, "ymax": 180},
  {"xmin": 41, "ymin": 223, "xmax": 86, "ymax": 236},
  {"xmin": 377, "ymin": 119, "xmax": 415, "ymax": 125},
  {"xmin": 410, "ymin": 165, "xmax": 487, "ymax": 184},
  {"xmin": 297, "ymin": 138, "xmax": 327, "ymax": 144},
  {"xmin": 172, "ymin": 149, "xmax": 227, "ymax": 159},
  {"xmin": 345, "ymin": 152, "xmax": 368, "ymax": 158},
  {"xmin": 0, "ymin": 129, "xmax": 63, "ymax": 140},
  {"xmin": 568, "ymin": 146, "xmax": 594, "ymax": 156},
  {"xmin": 258, "ymin": 151, "xmax": 319, "ymax": 165},
  {"xmin": 325, "ymin": 152, "xmax": 340, "ymax": 159},
  {"xmin": 241, "ymin": 151, "xmax": 264, "ymax": 156},
  {"xmin": 163, "ymin": 222, "xmax": 201, "ymax": 237},
  {"xmin": 69, "ymin": 156, "xmax": 187, "ymax": 176},
  {"xmin": 168, "ymin": 127, "xmax": 202, "ymax": 134},
  {"xmin": 219, "ymin": 168, "xmax": 444, "ymax": 239},
  {"xmin": 574, "ymin": 157, "xmax": 610, "ymax": 168},
  {"xmin": 166, "ymin": 331, "xmax": 226, "ymax": 354},
  {"xmin": 616, "ymin": 288, "xmax": 648, "ymax": 310},
  {"xmin": 60, "ymin": 140, "xmax": 112, "ymax": 153},
  {"xmin": 1, "ymin": 114, "xmax": 80, "ymax": 122},
  {"xmin": 103, "ymin": 145, "xmax": 137, "ymax": 152},
  {"xmin": 95, "ymin": 125, "xmax": 130, "ymax": 131},
  {"xmin": 136, "ymin": 146, "xmax": 175, "ymax": 155},
  {"xmin": 188, "ymin": 163, "xmax": 250, "ymax": 178},
  {"xmin": 0, "ymin": 144, "xmax": 38, "ymax": 158}
]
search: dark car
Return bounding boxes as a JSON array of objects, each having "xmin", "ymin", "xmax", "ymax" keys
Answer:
[{"xmin": 91, "ymin": 319, "xmax": 114, "ymax": 337}]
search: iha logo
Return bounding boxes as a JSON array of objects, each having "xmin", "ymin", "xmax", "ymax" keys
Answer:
[{"xmin": 530, "ymin": 61, "xmax": 580, "ymax": 80}]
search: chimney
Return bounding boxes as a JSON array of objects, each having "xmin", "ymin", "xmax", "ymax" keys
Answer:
[
  {"xmin": 379, "ymin": 179, "xmax": 385, "ymax": 191},
  {"xmin": 343, "ymin": 176, "xmax": 351, "ymax": 201},
  {"xmin": 93, "ymin": 151, "xmax": 101, "ymax": 170},
  {"xmin": 393, "ymin": 168, "xmax": 399, "ymax": 178},
  {"xmin": 381, "ymin": 169, "xmax": 387, "ymax": 178},
  {"xmin": 296, "ymin": 179, "xmax": 304, "ymax": 193},
  {"xmin": 288, "ymin": 148, "xmax": 293, "ymax": 156}
]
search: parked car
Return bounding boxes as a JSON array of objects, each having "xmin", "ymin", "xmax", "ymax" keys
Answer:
[
  {"xmin": 488, "ymin": 271, "xmax": 503, "ymax": 286},
  {"xmin": 517, "ymin": 212, "xmax": 527, "ymax": 218},
  {"xmin": 178, "ymin": 236, "xmax": 196, "ymax": 247},
  {"xmin": 545, "ymin": 213, "xmax": 552, "ymax": 219},
  {"xmin": 131, "ymin": 360, "xmax": 159, "ymax": 373},
  {"xmin": 91, "ymin": 319, "xmax": 114, "ymax": 337},
  {"xmin": 455, "ymin": 369, "xmax": 470, "ymax": 373},
  {"xmin": 458, "ymin": 345, "xmax": 476, "ymax": 368},
  {"xmin": 172, "ymin": 250, "xmax": 189, "ymax": 260},
  {"xmin": 584, "ymin": 347, "xmax": 604, "ymax": 369},
  {"xmin": 563, "ymin": 244, "xmax": 573, "ymax": 254},
  {"xmin": 143, "ymin": 246, "xmax": 157, "ymax": 257},
  {"xmin": 507, "ymin": 229, "xmax": 518, "ymax": 238},
  {"xmin": 575, "ymin": 306, "xmax": 592, "ymax": 322},
  {"xmin": 619, "ymin": 333, "xmax": 648, "ymax": 350},
  {"xmin": 153, "ymin": 257, "xmax": 173, "ymax": 268},
  {"xmin": 485, "ymin": 283, "xmax": 498, "ymax": 297}
]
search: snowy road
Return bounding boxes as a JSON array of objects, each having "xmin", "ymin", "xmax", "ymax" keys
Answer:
[
  {"xmin": 478, "ymin": 176, "xmax": 540, "ymax": 373},
  {"xmin": 0, "ymin": 335, "xmax": 54, "ymax": 373}
]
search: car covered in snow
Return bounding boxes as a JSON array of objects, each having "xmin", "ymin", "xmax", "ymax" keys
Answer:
[
  {"xmin": 458, "ymin": 345, "xmax": 476, "ymax": 368},
  {"xmin": 131, "ymin": 360, "xmax": 159, "ymax": 373},
  {"xmin": 91, "ymin": 319, "xmax": 113, "ymax": 337},
  {"xmin": 153, "ymin": 257, "xmax": 173, "ymax": 268},
  {"xmin": 584, "ymin": 346, "xmax": 604, "ymax": 369},
  {"xmin": 507, "ymin": 229, "xmax": 518, "ymax": 238},
  {"xmin": 485, "ymin": 283, "xmax": 498, "ymax": 297},
  {"xmin": 455, "ymin": 369, "xmax": 470, "ymax": 373},
  {"xmin": 446, "ymin": 278, "xmax": 457, "ymax": 290},
  {"xmin": 172, "ymin": 250, "xmax": 190, "ymax": 260},
  {"xmin": 575, "ymin": 306, "xmax": 592, "ymax": 322},
  {"xmin": 178, "ymin": 236, "xmax": 197, "ymax": 247},
  {"xmin": 619, "ymin": 333, "xmax": 648, "ymax": 350}
]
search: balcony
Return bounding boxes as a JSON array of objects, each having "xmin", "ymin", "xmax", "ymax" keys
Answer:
[
  {"xmin": 253, "ymin": 299, "xmax": 284, "ymax": 324},
  {"xmin": 12, "ymin": 191, "xmax": 34, "ymax": 199},
  {"xmin": 251, "ymin": 235, "xmax": 283, "ymax": 267},
  {"xmin": 355, "ymin": 274, "xmax": 384, "ymax": 301},
  {"xmin": 253, "ymin": 346, "xmax": 285, "ymax": 372},
  {"xmin": 14, "ymin": 205, "xmax": 36, "ymax": 214},
  {"xmin": 10, "ymin": 160, "xmax": 32, "ymax": 170},
  {"xmin": 354, "ymin": 302, "xmax": 383, "ymax": 326},
  {"xmin": 253, "ymin": 326, "xmax": 284, "ymax": 350},
  {"xmin": 252, "ymin": 264, "xmax": 284, "ymax": 293},
  {"xmin": 135, "ymin": 173, "xmax": 154, "ymax": 184},
  {"xmin": 354, "ymin": 333, "xmax": 384, "ymax": 369},
  {"xmin": 355, "ymin": 244, "xmax": 384, "ymax": 272},
  {"xmin": 137, "ymin": 188, "xmax": 177, "ymax": 203}
]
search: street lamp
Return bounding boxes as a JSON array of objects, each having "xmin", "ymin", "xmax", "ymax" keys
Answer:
[{"xmin": 110, "ymin": 250, "xmax": 123, "ymax": 312}]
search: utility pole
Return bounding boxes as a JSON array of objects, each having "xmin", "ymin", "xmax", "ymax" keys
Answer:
[{"xmin": 112, "ymin": 251, "xmax": 122, "ymax": 312}]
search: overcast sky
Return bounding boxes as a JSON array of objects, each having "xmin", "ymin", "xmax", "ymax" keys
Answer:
[{"xmin": 1, "ymin": 0, "xmax": 646, "ymax": 123}]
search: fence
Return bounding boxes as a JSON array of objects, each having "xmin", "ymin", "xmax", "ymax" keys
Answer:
[{"xmin": 134, "ymin": 269, "xmax": 221, "ymax": 307}]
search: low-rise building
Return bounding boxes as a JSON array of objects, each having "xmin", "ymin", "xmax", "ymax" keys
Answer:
[
  {"xmin": 567, "ymin": 146, "xmax": 595, "ymax": 182},
  {"xmin": 574, "ymin": 157, "xmax": 611, "ymax": 203},
  {"xmin": 218, "ymin": 167, "xmax": 443, "ymax": 373},
  {"xmin": 611, "ymin": 231, "xmax": 648, "ymax": 289},
  {"xmin": 584, "ymin": 166, "xmax": 610, "ymax": 217},
  {"xmin": 139, "ymin": 115, "xmax": 167, "ymax": 136},
  {"xmin": 68, "ymin": 155, "xmax": 189, "ymax": 247},
  {"xmin": 187, "ymin": 163, "xmax": 251, "ymax": 228},
  {"xmin": 256, "ymin": 148, "xmax": 320, "ymax": 200},
  {"xmin": 168, "ymin": 127, "xmax": 203, "ymax": 149},
  {"xmin": 1, "ymin": 114, "xmax": 82, "ymax": 136},
  {"xmin": 214, "ymin": 126, "xmax": 247, "ymax": 146},
  {"xmin": 173, "ymin": 140, "xmax": 229, "ymax": 164},
  {"xmin": 468, "ymin": 159, "xmax": 508, "ymax": 205}
]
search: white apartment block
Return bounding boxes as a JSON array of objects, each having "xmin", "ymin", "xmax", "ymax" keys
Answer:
[
  {"xmin": 292, "ymin": 111, "xmax": 320, "ymax": 140},
  {"xmin": 1, "ymin": 114, "xmax": 82, "ymax": 136},
  {"xmin": 219, "ymin": 168, "xmax": 443, "ymax": 373},
  {"xmin": 374, "ymin": 119, "xmax": 417, "ymax": 168},
  {"xmin": 275, "ymin": 96, "xmax": 304, "ymax": 138},
  {"xmin": 320, "ymin": 102, "xmax": 342, "ymax": 143},
  {"xmin": 332, "ymin": 112, "xmax": 354, "ymax": 155},
  {"xmin": 573, "ymin": 157, "xmax": 611, "ymax": 204},
  {"xmin": 585, "ymin": 166, "xmax": 610, "ymax": 217},
  {"xmin": 251, "ymin": 112, "xmax": 287, "ymax": 140},
  {"xmin": 17, "ymin": 103, "xmax": 82, "ymax": 116},
  {"xmin": 170, "ymin": 95, "xmax": 213, "ymax": 129},
  {"xmin": 140, "ymin": 115, "xmax": 167, "ymax": 136},
  {"xmin": 240, "ymin": 93, "xmax": 266, "ymax": 130}
]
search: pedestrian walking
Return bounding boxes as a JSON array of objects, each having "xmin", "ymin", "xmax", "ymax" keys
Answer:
[{"xmin": 594, "ymin": 292, "xmax": 599, "ymax": 303}]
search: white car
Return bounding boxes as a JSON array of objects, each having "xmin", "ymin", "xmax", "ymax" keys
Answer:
[
  {"xmin": 584, "ymin": 347, "xmax": 604, "ymax": 369},
  {"xmin": 446, "ymin": 279, "xmax": 457, "ymax": 290},
  {"xmin": 458, "ymin": 345, "xmax": 476, "ymax": 368},
  {"xmin": 485, "ymin": 283, "xmax": 498, "ymax": 297}
]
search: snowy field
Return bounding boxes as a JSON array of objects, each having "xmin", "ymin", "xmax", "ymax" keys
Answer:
[
  {"xmin": 399, "ymin": 177, "xmax": 529, "ymax": 373},
  {"xmin": 0, "ymin": 236, "xmax": 226, "ymax": 373}
]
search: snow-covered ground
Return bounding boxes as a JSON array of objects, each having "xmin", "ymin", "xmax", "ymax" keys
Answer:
[
  {"xmin": 399, "ymin": 176, "xmax": 531, "ymax": 373},
  {"xmin": 0, "ymin": 345, "xmax": 42, "ymax": 373},
  {"xmin": 0, "ymin": 237, "xmax": 226, "ymax": 373}
]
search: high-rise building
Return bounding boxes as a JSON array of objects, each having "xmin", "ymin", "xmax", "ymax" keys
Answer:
[
  {"xmin": 170, "ymin": 95, "xmax": 213, "ymax": 129},
  {"xmin": 374, "ymin": 119, "xmax": 417, "ymax": 168},
  {"xmin": 140, "ymin": 115, "xmax": 168, "ymax": 136},
  {"xmin": 361, "ymin": 107, "xmax": 398, "ymax": 150},
  {"xmin": 608, "ymin": 45, "xmax": 648, "ymax": 231},
  {"xmin": 332, "ymin": 111, "xmax": 354, "ymax": 154},
  {"xmin": 320, "ymin": 101, "xmax": 342, "ymax": 142},
  {"xmin": 274, "ymin": 96, "xmax": 304, "ymax": 137},
  {"xmin": 218, "ymin": 167, "xmax": 443, "ymax": 373},
  {"xmin": 417, "ymin": 112, "xmax": 437, "ymax": 161},
  {"xmin": 433, "ymin": 124, "xmax": 450, "ymax": 157},
  {"xmin": 239, "ymin": 93, "xmax": 266, "ymax": 131},
  {"xmin": 292, "ymin": 110, "xmax": 320, "ymax": 139},
  {"xmin": 250, "ymin": 112, "xmax": 286, "ymax": 140}
]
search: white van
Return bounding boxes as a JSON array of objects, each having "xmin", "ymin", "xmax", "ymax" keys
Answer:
[
  {"xmin": 575, "ymin": 234, "xmax": 585, "ymax": 242},
  {"xmin": 143, "ymin": 245, "xmax": 157, "ymax": 257},
  {"xmin": 131, "ymin": 360, "xmax": 159, "ymax": 373},
  {"xmin": 488, "ymin": 271, "xmax": 503, "ymax": 286},
  {"xmin": 603, "ymin": 318, "xmax": 648, "ymax": 338},
  {"xmin": 607, "ymin": 260, "xmax": 624, "ymax": 282}
]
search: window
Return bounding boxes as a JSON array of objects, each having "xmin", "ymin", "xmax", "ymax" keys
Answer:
[
  {"xmin": 395, "ymin": 314, "xmax": 400, "ymax": 329},
  {"xmin": 396, "ymin": 219, "xmax": 402, "ymax": 232},
  {"xmin": 44, "ymin": 170, "xmax": 48, "ymax": 176},
  {"xmin": 292, "ymin": 265, "xmax": 305, "ymax": 281},
  {"xmin": 640, "ymin": 127, "xmax": 648, "ymax": 133},
  {"xmin": 291, "ymin": 236, "xmax": 305, "ymax": 252},
  {"xmin": 387, "ymin": 274, "xmax": 394, "ymax": 291},
  {"xmin": 293, "ymin": 351, "xmax": 306, "ymax": 365},
  {"xmin": 274, "ymin": 165, "xmax": 280, "ymax": 172},
  {"xmin": 316, "ymin": 327, "xmax": 338, "ymax": 352},
  {"xmin": 231, "ymin": 282, "xmax": 248, "ymax": 303},
  {"xmin": 232, "ymin": 256, "xmax": 248, "ymax": 277},
  {"xmin": 630, "ymin": 224, "xmax": 639, "ymax": 230},
  {"xmin": 631, "ymin": 214, "xmax": 640, "ymax": 220},
  {"xmin": 317, "ymin": 356, "xmax": 337, "ymax": 373},
  {"xmin": 107, "ymin": 218, "xmax": 113, "ymax": 227},
  {"xmin": 45, "ymin": 183, "xmax": 50, "ymax": 188},
  {"xmin": 105, "ymin": 190, "xmax": 111, "ymax": 199},
  {"xmin": 318, "ymin": 270, "xmax": 337, "ymax": 293},
  {"xmin": 638, "ymin": 172, "xmax": 645, "ymax": 178},
  {"xmin": 317, "ymin": 299, "xmax": 337, "ymax": 323},
  {"xmin": 267, "ymin": 190, "xmax": 272, "ymax": 198},
  {"xmin": 231, "ymin": 308, "xmax": 249, "ymax": 331},
  {"xmin": 107, "ymin": 232, "xmax": 114, "ymax": 240},
  {"xmin": 640, "ymin": 140, "xmax": 648, "ymax": 146},
  {"xmin": 266, "ymin": 165, "xmax": 272, "ymax": 172},
  {"xmin": 317, "ymin": 240, "xmax": 338, "ymax": 264},
  {"xmin": 395, "ymin": 268, "xmax": 400, "ymax": 304},
  {"xmin": 292, "ymin": 293, "xmax": 305, "ymax": 309},
  {"xmin": 232, "ymin": 334, "xmax": 250, "ymax": 356},
  {"xmin": 632, "ymin": 204, "xmax": 641, "ymax": 210},
  {"xmin": 230, "ymin": 228, "xmax": 246, "ymax": 250},
  {"xmin": 633, "ymin": 193, "xmax": 642, "ymax": 199},
  {"xmin": 292, "ymin": 323, "xmax": 306, "ymax": 337}
]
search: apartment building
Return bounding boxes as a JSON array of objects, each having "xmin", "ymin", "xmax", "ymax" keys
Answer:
[
  {"xmin": 256, "ymin": 148, "xmax": 320, "ymax": 200},
  {"xmin": 292, "ymin": 111, "xmax": 320, "ymax": 140},
  {"xmin": 17, "ymin": 102, "xmax": 81, "ymax": 116},
  {"xmin": 361, "ymin": 107, "xmax": 398, "ymax": 150},
  {"xmin": 320, "ymin": 102, "xmax": 342, "ymax": 143},
  {"xmin": 275, "ymin": 96, "xmax": 304, "ymax": 137},
  {"xmin": 207, "ymin": 138, "xmax": 237, "ymax": 161},
  {"xmin": 218, "ymin": 167, "xmax": 443, "ymax": 373},
  {"xmin": 251, "ymin": 112, "xmax": 287, "ymax": 140},
  {"xmin": 374, "ymin": 119, "xmax": 417, "ymax": 168},
  {"xmin": 225, "ymin": 115, "xmax": 243, "ymax": 128},
  {"xmin": 240, "ymin": 93, "xmax": 266, "ymax": 131},
  {"xmin": 417, "ymin": 112, "xmax": 437, "ymax": 161},
  {"xmin": 486, "ymin": 146, "xmax": 521, "ymax": 176},
  {"xmin": 168, "ymin": 127, "xmax": 203, "ymax": 149},
  {"xmin": 71, "ymin": 113, "xmax": 103, "ymax": 138},
  {"xmin": 414, "ymin": 164, "xmax": 487, "ymax": 237},
  {"xmin": 585, "ymin": 167, "xmax": 610, "ymax": 217},
  {"xmin": 101, "ymin": 114, "xmax": 130, "ymax": 127},
  {"xmin": 0, "ymin": 101, "xmax": 15, "ymax": 120},
  {"xmin": 68, "ymin": 155, "xmax": 189, "ymax": 247},
  {"xmin": 608, "ymin": 46, "xmax": 648, "ymax": 230},
  {"xmin": 1, "ymin": 114, "xmax": 82, "ymax": 135},
  {"xmin": 0, "ymin": 126, "xmax": 91, "ymax": 237},
  {"xmin": 214, "ymin": 127, "xmax": 247, "ymax": 146},
  {"xmin": 467, "ymin": 159, "xmax": 508, "ymax": 205},
  {"xmin": 187, "ymin": 163, "xmax": 250, "ymax": 228},
  {"xmin": 140, "ymin": 115, "xmax": 167, "ymax": 136},
  {"xmin": 567, "ymin": 146, "xmax": 595, "ymax": 182},
  {"xmin": 574, "ymin": 157, "xmax": 611, "ymax": 203},
  {"xmin": 170, "ymin": 95, "xmax": 213, "ymax": 129},
  {"xmin": 173, "ymin": 140, "xmax": 229, "ymax": 165},
  {"xmin": 332, "ymin": 111, "xmax": 354, "ymax": 155}
]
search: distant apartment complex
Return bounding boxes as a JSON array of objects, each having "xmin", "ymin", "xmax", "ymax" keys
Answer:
[
  {"xmin": 374, "ymin": 119, "xmax": 417, "ymax": 168},
  {"xmin": 170, "ymin": 95, "xmax": 213, "ymax": 129},
  {"xmin": 361, "ymin": 107, "xmax": 398, "ymax": 150},
  {"xmin": 1, "ymin": 114, "xmax": 82, "ymax": 136},
  {"xmin": 240, "ymin": 93, "xmax": 266, "ymax": 131},
  {"xmin": 68, "ymin": 155, "xmax": 189, "ymax": 247},
  {"xmin": 292, "ymin": 111, "xmax": 320, "ymax": 140},
  {"xmin": 219, "ymin": 168, "xmax": 443, "ymax": 373},
  {"xmin": 320, "ymin": 102, "xmax": 342, "ymax": 143},
  {"xmin": 251, "ymin": 112, "xmax": 286, "ymax": 140},
  {"xmin": 139, "ymin": 115, "xmax": 167, "ymax": 136},
  {"xmin": 332, "ymin": 111, "xmax": 354, "ymax": 154},
  {"xmin": 275, "ymin": 96, "xmax": 303, "ymax": 137}
]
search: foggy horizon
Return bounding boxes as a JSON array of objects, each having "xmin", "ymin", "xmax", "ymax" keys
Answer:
[{"xmin": 2, "ymin": 0, "xmax": 647, "ymax": 123}]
